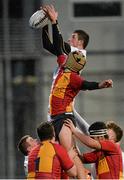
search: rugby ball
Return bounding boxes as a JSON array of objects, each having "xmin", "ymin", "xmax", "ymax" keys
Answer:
[{"xmin": 29, "ymin": 9, "xmax": 49, "ymax": 29}]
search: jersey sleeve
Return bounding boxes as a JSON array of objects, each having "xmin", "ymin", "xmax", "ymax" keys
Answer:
[
  {"xmin": 83, "ymin": 151, "xmax": 98, "ymax": 163},
  {"xmin": 99, "ymin": 140, "xmax": 119, "ymax": 153},
  {"xmin": 28, "ymin": 145, "xmax": 40, "ymax": 178},
  {"xmin": 81, "ymin": 80, "xmax": 99, "ymax": 90},
  {"xmin": 42, "ymin": 21, "xmax": 73, "ymax": 57},
  {"xmin": 54, "ymin": 144, "xmax": 74, "ymax": 171},
  {"xmin": 42, "ymin": 25, "xmax": 56, "ymax": 55},
  {"xmin": 52, "ymin": 22, "xmax": 64, "ymax": 56},
  {"xmin": 62, "ymin": 41, "xmax": 71, "ymax": 55}
]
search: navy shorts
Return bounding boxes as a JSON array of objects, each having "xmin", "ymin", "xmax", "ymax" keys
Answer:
[{"xmin": 50, "ymin": 113, "xmax": 76, "ymax": 141}]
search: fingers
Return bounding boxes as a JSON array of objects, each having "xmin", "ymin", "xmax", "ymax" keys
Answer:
[
  {"xmin": 105, "ymin": 79, "xmax": 113, "ymax": 88},
  {"xmin": 64, "ymin": 118, "xmax": 72, "ymax": 127},
  {"xmin": 41, "ymin": 4, "xmax": 56, "ymax": 14},
  {"xmin": 99, "ymin": 79, "xmax": 113, "ymax": 88},
  {"xmin": 65, "ymin": 118, "xmax": 72, "ymax": 123},
  {"xmin": 40, "ymin": 4, "xmax": 58, "ymax": 23}
]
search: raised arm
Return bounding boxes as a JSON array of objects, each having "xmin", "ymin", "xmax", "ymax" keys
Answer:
[
  {"xmin": 42, "ymin": 5, "xmax": 71, "ymax": 56},
  {"xmin": 64, "ymin": 119, "xmax": 101, "ymax": 150},
  {"xmin": 82, "ymin": 79, "xmax": 113, "ymax": 90},
  {"xmin": 42, "ymin": 25, "xmax": 56, "ymax": 55}
]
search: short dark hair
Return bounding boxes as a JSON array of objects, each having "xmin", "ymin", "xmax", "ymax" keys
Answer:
[
  {"xmin": 37, "ymin": 122, "xmax": 54, "ymax": 142},
  {"xmin": 106, "ymin": 121, "xmax": 123, "ymax": 142},
  {"xmin": 17, "ymin": 135, "xmax": 30, "ymax": 156},
  {"xmin": 74, "ymin": 29, "xmax": 89, "ymax": 49}
]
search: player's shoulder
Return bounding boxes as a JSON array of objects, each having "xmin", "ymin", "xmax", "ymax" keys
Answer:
[
  {"xmin": 100, "ymin": 139, "xmax": 119, "ymax": 150},
  {"xmin": 70, "ymin": 71, "xmax": 83, "ymax": 80},
  {"xmin": 52, "ymin": 142, "xmax": 62, "ymax": 148},
  {"xmin": 52, "ymin": 142, "xmax": 66, "ymax": 152},
  {"xmin": 57, "ymin": 54, "xmax": 67, "ymax": 67}
]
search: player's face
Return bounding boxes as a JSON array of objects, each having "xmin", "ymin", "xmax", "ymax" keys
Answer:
[
  {"xmin": 26, "ymin": 137, "xmax": 38, "ymax": 149},
  {"xmin": 68, "ymin": 33, "xmax": 79, "ymax": 47},
  {"xmin": 107, "ymin": 129, "xmax": 116, "ymax": 142}
]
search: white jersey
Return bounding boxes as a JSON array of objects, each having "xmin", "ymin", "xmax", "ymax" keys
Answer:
[
  {"xmin": 122, "ymin": 151, "xmax": 124, "ymax": 178},
  {"xmin": 24, "ymin": 156, "xmax": 28, "ymax": 176},
  {"xmin": 71, "ymin": 46, "xmax": 87, "ymax": 58}
]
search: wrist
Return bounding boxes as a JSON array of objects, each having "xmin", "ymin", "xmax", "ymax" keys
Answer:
[
  {"xmin": 98, "ymin": 82, "xmax": 102, "ymax": 89},
  {"xmin": 52, "ymin": 20, "xmax": 58, "ymax": 25}
]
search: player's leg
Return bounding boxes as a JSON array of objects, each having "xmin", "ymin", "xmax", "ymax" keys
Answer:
[{"xmin": 59, "ymin": 121, "xmax": 86, "ymax": 179}]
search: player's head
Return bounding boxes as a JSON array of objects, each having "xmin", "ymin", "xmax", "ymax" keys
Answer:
[
  {"xmin": 37, "ymin": 122, "xmax": 55, "ymax": 142},
  {"xmin": 89, "ymin": 121, "xmax": 108, "ymax": 140},
  {"xmin": 68, "ymin": 29, "xmax": 89, "ymax": 49},
  {"xmin": 64, "ymin": 51, "xmax": 86, "ymax": 72},
  {"xmin": 17, "ymin": 135, "xmax": 38, "ymax": 156},
  {"xmin": 106, "ymin": 121, "xmax": 123, "ymax": 142}
]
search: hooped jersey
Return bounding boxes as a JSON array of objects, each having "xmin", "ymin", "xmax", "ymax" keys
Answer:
[
  {"xmin": 49, "ymin": 54, "xmax": 85, "ymax": 116},
  {"xmin": 83, "ymin": 140, "xmax": 123, "ymax": 179},
  {"xmin": 27, "ymin": 141, "xmax": 74, "ymax": 179}
]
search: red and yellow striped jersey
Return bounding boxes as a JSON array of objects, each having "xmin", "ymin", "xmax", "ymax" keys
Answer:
[
  {"xmin": 27, "ymin": 141, "xmax": 74, "ymax": 179},
  {"xmin": 83, "ymin": 140, "xmax": 123, "ymax": 179},
  {"xmin": 49, "ymin": 55, "xmax": 85, "ymax": 116}
]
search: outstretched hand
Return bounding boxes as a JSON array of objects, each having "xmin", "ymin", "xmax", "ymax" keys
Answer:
[
  {"xmin": 99, "ymin": 79, "xmax": 113, "ymax": 89},
  {"xmin": 41, "ymin": 4, "xmax": 58, "ymax": 24}
]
